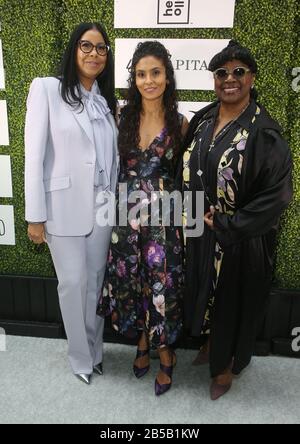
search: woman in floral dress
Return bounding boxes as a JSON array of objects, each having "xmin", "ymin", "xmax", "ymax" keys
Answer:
[{"xmin": 97, "ymin": 41, "xmax": 188, "ymax": 396}]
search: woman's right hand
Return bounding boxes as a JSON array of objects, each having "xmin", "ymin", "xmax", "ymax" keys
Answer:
[{"xmin": 28, "ymin": 223, "xmax": 46, "ymax": 244}]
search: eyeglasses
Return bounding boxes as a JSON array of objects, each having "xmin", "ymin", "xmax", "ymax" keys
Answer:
[
  {"xmin": 78, "ymin": 40, "xmax": 110, "ymax": 56},
  {"xmin": 213, "ymin": 67, "xmax": 251, "ymax": 80}
]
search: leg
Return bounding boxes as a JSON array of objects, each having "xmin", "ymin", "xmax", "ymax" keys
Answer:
[
  {"xmin": 155, "ymin": 346, "xmax": 177, "ymax": 396},
  {"xmin": 157, "ymin": 346, "xmax": 176, "ymax": 384},
  {"xmin": 133, "ymin": 331, "xmax": 150, "ymax": 374},
  {"xmin": 86, "ymin": 221, "xmax": 112, "ymax": 367},
  {"xmin": 46, "ymin": 233, "xmax": 92, "ymax": 375},
  {"xmin": 138, "ymin": 224, "xmax": 179, "ymax": 391}
]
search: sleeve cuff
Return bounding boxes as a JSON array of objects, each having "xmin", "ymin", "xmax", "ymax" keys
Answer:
[
  {"xmin": 27, "ymin": 221, "xmax": 46, "ymax": 224},
  {"xmin": 213, "ymin": 212, "xmax": 228, "ymax": 231}
]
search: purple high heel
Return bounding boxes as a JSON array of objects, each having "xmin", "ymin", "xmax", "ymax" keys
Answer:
[
  {"xmin": 155, "ymin": 351, "xmax": 176, "ymax": 396},
  {"xmin": 133, "ymin": 349, "xmax": 150, "ymax": 379}
]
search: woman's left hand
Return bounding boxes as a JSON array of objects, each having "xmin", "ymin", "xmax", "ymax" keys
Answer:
[{"xmin": 204, "ymin": 206, "xmax": 216, "ymax": 230}]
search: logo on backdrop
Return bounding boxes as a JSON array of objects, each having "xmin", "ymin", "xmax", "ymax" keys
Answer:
[
  {"xmin": 291, "ymin": 327, "xmax": 300, "ymax": 352},
  {"xmin": 0, "ymin": 205, "xmax": 16, "ymax": 245},
  {"xmin": 157, "ymin": 0, "xmax": 190, "ymax": 24},
  {"xmin": 0, "ymin": 328, "xmax": 6, "ymax": 352},
  {"xmin": 114, "ymin": 0, "xmax": 236, "ymax": 29},
  {"xmin": 127, "ymin": 57, "xmax": 208, "ymax": 73},
  {"xmin": 115, "ymin": 39, "xmax": 229, "ymax": 90},
  {"xmin": 0, "ymin": 219, "xmax": 5, "ymax": 236}
]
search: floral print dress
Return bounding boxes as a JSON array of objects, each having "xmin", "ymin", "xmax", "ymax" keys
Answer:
[{"xmin": 97, "ymin": 126, "xmax": 184, "ymax": 349}]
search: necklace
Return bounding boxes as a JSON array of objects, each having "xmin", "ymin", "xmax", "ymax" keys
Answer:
[
  {"xmin": 196, "ymin": 101, "xmax": 250, "ymax": 206},
  {"xmin": 209, "ymin": 102, "xmax": 250, "ymax": 150}
]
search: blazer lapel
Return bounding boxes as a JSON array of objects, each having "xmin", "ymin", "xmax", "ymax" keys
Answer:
[
  {"xmin": 69, "ymin": 107, "xmax": 119, "ymax": 191},
  {"xmin": 72, "ymin": 107, "xmax": 94, "ymax": 145}
]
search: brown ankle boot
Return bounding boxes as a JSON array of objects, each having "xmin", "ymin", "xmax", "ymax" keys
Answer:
[
  {"xmin": 192, "ymin": 340, "xmax": 210, "ymax": 366},
  {"xmin": 210, "ymin": 366, "xmax": 233, "ymax": 401}
]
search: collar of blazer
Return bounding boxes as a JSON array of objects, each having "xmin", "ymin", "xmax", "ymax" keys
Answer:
[
  {"xmin": 72, "ymin": 105, "xmax": 94, "ymax": 145},
  {"xmin": 72, "ymin": 102, "xmax": 119, "ymax": 181},
  {"xmin": 72, "ymin": 102, "xmax": 118, "ymax": 151}
]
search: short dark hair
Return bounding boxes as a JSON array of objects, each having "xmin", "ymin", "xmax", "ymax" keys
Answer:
[
  {"xmin": 208, "ymin": 40, "xmax": 258, "ymax": 73},
  {"xmin": 208, "ymin": 40, "xmax": 258, "ymax": 99},
  {"xmin": 58, "ymin": 22, "xmax": 116, "ymax": 116}
]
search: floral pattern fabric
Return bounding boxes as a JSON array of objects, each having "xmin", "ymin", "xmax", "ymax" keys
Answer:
[
  {"xmin": 97, "ymin": 127, "xmax": 184, "ymax": 349},
  {"xmin": 184, "ymin": 105, "xmax": 261, "ymax": 334},
  {"xmin": 212, "ymin": 107, "xmax": 261, "ymax": 313}
]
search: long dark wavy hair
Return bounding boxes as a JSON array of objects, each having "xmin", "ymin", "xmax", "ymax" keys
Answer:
[
  {"xmin": 57, "ymin": 22, "xmax": 116, "ymax": 116},
  {"xmin": 119, "ymin": 41, "xmax": 182, "ymax": 161}
]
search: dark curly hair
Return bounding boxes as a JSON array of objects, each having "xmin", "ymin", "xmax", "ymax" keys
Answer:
[
  {"xmin": 119, "ymin": 41, "xmax": 182, "ymax": 161},
  {"xmin": 208, "ymin": 40, "xmax": 258, "ymax": 100}
]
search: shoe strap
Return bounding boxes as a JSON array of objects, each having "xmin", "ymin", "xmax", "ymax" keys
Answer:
[
  {"xmin": 136, "ymin": 349, "xmax": 149, "ymax": 359},
  {"xmin": 159, "ymin": 362, "xmax": 173, "ymax": 377}
]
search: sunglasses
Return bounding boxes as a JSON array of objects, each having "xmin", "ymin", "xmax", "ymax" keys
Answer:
[
  {"xmin": 213, "ymin": 67, "xmax": 251, "ymax": 80},
  {"xmin": 78, "ymin": 40, "xmax": 110, "ymax": 56}
]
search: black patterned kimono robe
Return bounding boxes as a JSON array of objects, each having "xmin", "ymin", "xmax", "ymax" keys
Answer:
[{"xmin": 179, "ymin": 100, "xmax": 293, "ymax": 378}]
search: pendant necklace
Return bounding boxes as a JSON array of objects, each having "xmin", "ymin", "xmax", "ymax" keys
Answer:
[
  {"xmin": 209, "ymin": 101, "xmax": 250, "ymax": 151},
  {"xmin": 197, "ymin": 101, "xmax": 250, "ymax": 205}
]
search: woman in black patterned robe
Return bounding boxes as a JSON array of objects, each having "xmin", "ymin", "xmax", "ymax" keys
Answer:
[{"xmin": 179, "ymin": 41, "xmax": 293, "ymax": 400}]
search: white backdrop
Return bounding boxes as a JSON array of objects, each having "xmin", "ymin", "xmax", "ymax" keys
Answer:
[
  {"xmin": 0, "ymin": 100, "xmax": 9, "ymax": 145},
  {"xmin": 0, "ymin": 39, "xmax": 5, "ymax": 89},
  {"xmin": 178, "ymin": 101, "xmax": 211, "ymax": 121},
  {"xmin": 115, "ymin": 38, "xmax": 229, "ymax": 90},
  {"xmin": 0, "ymin": 205, "xmax": 15, "ymax": 246},
  {"xmin": 0, "ymin": 30, "xmax": 15, "ymax": 246},
  {"xmin": 0, "ymin": 155, "xmax": 13, "ymax": 198},
  {"xmin": 114, "ymin": 0, "xmax": 236, "ymax": 28}
]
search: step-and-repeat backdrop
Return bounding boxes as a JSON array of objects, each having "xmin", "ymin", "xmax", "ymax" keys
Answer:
[
  {"xmin": 114, "ymin": 0, "xmax": 236, "ymax": 28},
  {"xmin": 0, "ymin": 1, "xmax": 237, "ymax": 246},
  {"xmin": 0, "ymin": 24, "xmax": 15, "ymax": 246}
]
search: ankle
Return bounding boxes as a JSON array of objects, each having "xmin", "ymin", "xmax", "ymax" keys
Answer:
[
  {"xmin": 138, "ymin": 333, "xmax": 149, "ymax": 351},
  {"xmin": 158, "ymin": 347, "xmax": 175, "ymax": 366},
  {"xmin": 201, "ymin": 337, "xmax": 210, "ymax": 353},
  {"xmin": 214, "ymin": 369, "xmax": 233, "ymax": 386}
]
